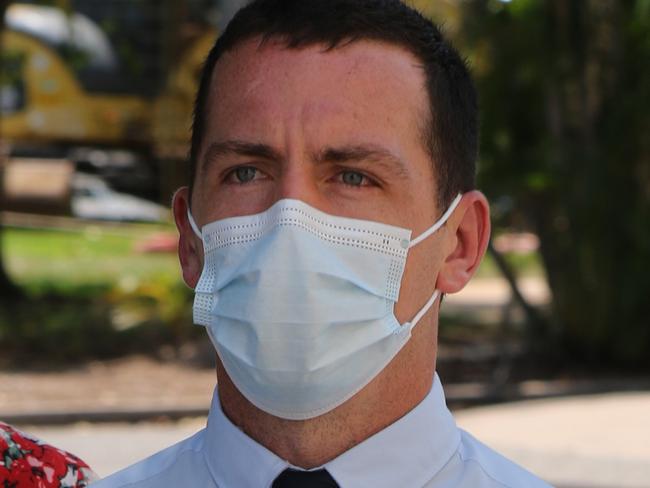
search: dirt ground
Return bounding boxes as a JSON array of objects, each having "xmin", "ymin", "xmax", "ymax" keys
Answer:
[
  {"xmin": 3, "ymin": 276, "xmax": 647, "ymax": 422},
  {"xmin": 1, "ymin": 355, "xmax": 217, "ymax": 418}
]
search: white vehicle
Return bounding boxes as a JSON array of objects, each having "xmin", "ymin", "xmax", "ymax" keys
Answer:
[{"xmin": 71, "ymin": 173, "xmax": 168, "ymax": 222}]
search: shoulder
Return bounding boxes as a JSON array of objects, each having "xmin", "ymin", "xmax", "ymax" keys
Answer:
[
  {"xmin": 90, "ymin": 429, "xmax": 210, "ymax": 488},
  {"xmin": 445, "ymin": 429, "xmax": 552, "ymax": 488},
  {"xmin": 1, "ymin": 421, "xmax": 97, "ymax": 487}
]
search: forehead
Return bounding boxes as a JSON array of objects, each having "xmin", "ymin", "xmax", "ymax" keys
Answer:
[
  {"xmin": 202, "ymin": 37, "xmax": 430, "ymax": 148},
  {"xmin": 211, "ymin": 36, "xmax": 426, "ymax": 97}
]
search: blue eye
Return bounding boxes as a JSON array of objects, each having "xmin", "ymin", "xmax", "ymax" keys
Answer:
[
  {"xmin": 341, "ymin": 171, "xmax": 365, "ymax": 186},
  {"xmin": 234, "ymin": 166, "xmax": 257, "ymax": 183}
]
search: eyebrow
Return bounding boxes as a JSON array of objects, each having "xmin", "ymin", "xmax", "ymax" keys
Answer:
[
  {"xmin": 200, "ymin": 140, "xmax": 283, "ymax": 172},
  {"xmin": 200, "ymin": 140, "xmax": 410, "ymax": 180},
  {"xmin": 316, "ymin": 144, "xmax": 410, "ymax": 179}
]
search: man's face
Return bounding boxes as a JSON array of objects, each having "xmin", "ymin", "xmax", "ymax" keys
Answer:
[{"xmin": 188, "ymin": 37, "xmax": 449, "ymax": 323}]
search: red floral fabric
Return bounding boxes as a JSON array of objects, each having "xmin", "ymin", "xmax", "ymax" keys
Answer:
[{"xmin": 0, "ymin": 421, "xmax": 96, "ymax": 487}]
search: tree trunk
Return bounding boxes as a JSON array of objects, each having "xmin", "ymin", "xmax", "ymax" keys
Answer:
[
  {"xmin": 535, "ymin": 0, "xmax": 650, "ymax": 363},
  {"xmin": 459, "ymin": 0, "xmax": 650, "ymax": 364}
]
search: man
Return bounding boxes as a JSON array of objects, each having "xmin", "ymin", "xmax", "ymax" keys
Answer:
[{"xmin": 94, "ymin": 0, "xmax": 551, "ymax": 486}]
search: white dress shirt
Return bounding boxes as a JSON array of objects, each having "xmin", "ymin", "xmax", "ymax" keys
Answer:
[{"xmin": 92, "ymin": 374, "xmax": 551, "ymax": 487}]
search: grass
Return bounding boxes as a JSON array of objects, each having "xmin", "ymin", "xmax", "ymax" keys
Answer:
[
  {"xmin": 0, "ymin": 223, "xmax": 544, "ymax": 365},
  {"xmin": 0, "ymin": 223, "xmax": 195, "ymax": 366},
  {"xmin": 475, "ymin": 248, "xmax": 544, "ymax": 279},
  {"xmin": 3, "ymin": 225, "xmax": 543, "ymax": 293},
  {"xmin": 3, "ymin": 224, "xmax": 181, "ymax": 294}
]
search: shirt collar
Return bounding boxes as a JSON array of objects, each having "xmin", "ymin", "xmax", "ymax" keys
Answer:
[
  {"xmin": 203, "ymin": 374, "xmax": 460, "ymax": 488},
  {"xmin": 203, "ymin": 392, "xmax": 289, "ymax": 488},
  {"xmin": 325, "ymin": 374, "xmax": 460, "ymax": 487}
]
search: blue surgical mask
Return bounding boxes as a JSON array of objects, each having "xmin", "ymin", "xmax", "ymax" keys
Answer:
[{"xmin": 188, "ymin": 195, "xmax": 462, "ymax": 420}]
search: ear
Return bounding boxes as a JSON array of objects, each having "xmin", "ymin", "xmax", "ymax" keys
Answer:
[
  {"xmin": 172, "ymin": 187, "xmax": 203, "ymax": 289},
  {"xmin": 435, "ymin": 191, "xmax": 491, "ymax": 294}
]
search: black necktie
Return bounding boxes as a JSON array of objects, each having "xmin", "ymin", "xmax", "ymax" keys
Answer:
[{"xmin": 272, "ymin": 468, "xmax": 339, "ymax": 488}]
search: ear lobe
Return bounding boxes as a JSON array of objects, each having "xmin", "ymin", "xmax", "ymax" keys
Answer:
[
  {"xmin": 172, "ymin": 187, "xmax": 203, "ymax": 288},
  {"xmin": 435, "ymin": 191, "xmax": 491, "ymax": 294}
]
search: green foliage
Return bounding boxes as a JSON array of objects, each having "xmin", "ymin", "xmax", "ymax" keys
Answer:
[
  {"xmin": 475, "ymin": 247, "xmax": 544, "ymax": 279},
  {"xmin": 0, "ymin": 225, "xmax": 198, "ymax": 366},
  {"xmin": 459, "ymin": 0, "xmax": 650, "ymax": 365},
  {"xmin": 4, "ymin": 226, "xmax": 179, "ymax": 292},
  {"xmin": 0, "ymin": 223, "xmax": 547, "ymax": 365}
]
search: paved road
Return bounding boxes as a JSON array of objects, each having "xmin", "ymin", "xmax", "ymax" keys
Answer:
[
  {"xmin": 20, "ymin": 418, "xmax": 206, "ymax": 479},
  {"xmin": 18, "ymin": 390, "xmax": 650, "ymax": 487},
  {"xmin": 455, "ymin": 391, "xmax": 650, "ymax": 488}
]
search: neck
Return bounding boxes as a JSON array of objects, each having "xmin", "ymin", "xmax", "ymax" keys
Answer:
[{"xmin": 215, "ymin": 323, "xmax": 437, "ymax": 468}]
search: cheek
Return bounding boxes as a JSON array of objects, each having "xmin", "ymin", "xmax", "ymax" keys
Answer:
[{"xmin": 393, "ymin": 240, "xmax": 443, "ymax": 323}]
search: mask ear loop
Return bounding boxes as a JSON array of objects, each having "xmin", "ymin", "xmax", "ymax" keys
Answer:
[
  {"xmin": 404, "ymin": 193, "xmax": 463, "ymax": 331},
  {"xmin": 408, "ymin": 194, "xmax": 462, "ymax": 249},
  {"xmin": 187, "ymin": 209, "xmax": 203, "ymax": 239},
  {"xmin": 407, "ymin": 290, "xmax": 440, "ymax": 331}
]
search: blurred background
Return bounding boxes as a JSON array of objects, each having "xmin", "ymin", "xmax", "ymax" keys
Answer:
[{"xmin": 0, "ymin": 0, "xmax": 648, "ymax": 486}]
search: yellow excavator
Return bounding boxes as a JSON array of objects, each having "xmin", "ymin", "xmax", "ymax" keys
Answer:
[
  {"xmin": 1, "ymin": 3, "xmax": 156, "ymax": 210},
  {"xmin": 1, "ymin": 4, "xmax": 151, "ymax": 150},
  {"xmin": 0, "ymin": 2, "xmax": 223, "ymax": 212}
]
